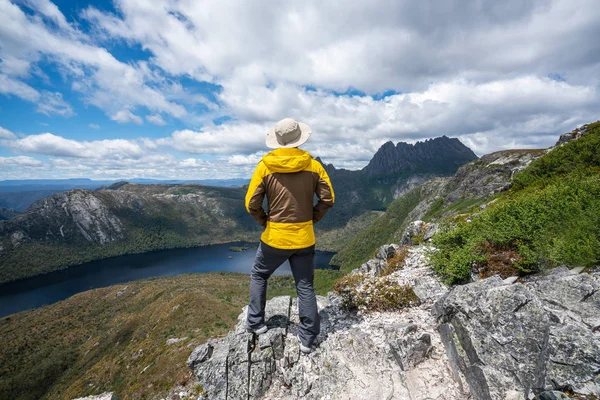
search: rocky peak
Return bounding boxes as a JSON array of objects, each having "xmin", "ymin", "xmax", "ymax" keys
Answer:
[{"xmin": 363, "ymin": 136, "xmax": 478, "ymax": 178}]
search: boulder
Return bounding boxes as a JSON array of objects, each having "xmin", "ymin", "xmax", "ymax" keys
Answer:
[
  {"xmin": 72, "ymin": 393, "xmax": 118, "ymax": 400},
  {"xmin": 401, "ymin": 220, "xmax": 439, "ymax": 245},
  {"xmin": 434, "ymin": 268, "xmax": 600, "ymax": 399}
]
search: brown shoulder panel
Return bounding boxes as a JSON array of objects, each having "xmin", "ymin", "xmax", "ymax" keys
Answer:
[{"xmin": 264, "ymin": 171, "xmax": 315, "ymax": 223}]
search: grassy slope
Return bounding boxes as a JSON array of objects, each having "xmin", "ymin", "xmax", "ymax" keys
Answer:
[
  {"xmin": 0, "ymin": 272, "xmax": 304, "ymax": 400},
  {"xmin": 330, "ymin": 187, "xmax": 422, "ymax": 274},
  {"xmin": 431, "ymin": 121, "xmax": 600, "ymax": 283},
  {"xmin": 316, "ymin": 210, "xmax": 383, "ymax": 252}
]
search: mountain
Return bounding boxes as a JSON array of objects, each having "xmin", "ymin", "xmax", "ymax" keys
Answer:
[
  {"xmin": 0, "ymin": 183, "xmax": 261, "ymax": 284},
  {"xmin": 0, "ymin": 207, "xmax": 21, "ymax": 220},
  {"xmin": 363, "ymin": 135, "xmax": 477, "ymax": 178},
  {"xmin": 184, "ymin": 121, "xmax": 600, "ymax": 400},
  {"xmin": 315, "ymin": 136, "xmax": 478, "ymax": 231}
]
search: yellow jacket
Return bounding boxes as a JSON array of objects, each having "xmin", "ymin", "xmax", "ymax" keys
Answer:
[{"xmin": 245, "ymin": 148, "xmax": 335, "ymax": 249}]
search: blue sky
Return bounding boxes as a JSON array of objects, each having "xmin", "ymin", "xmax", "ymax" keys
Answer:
[{"xmin": 0, "ymin": 0, "xmax": 599, "ymax": 180}]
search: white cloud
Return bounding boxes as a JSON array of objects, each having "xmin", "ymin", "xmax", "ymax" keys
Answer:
[
  {"xmin": 83, "ymin": 0, "xmax": 600, "ymax": 93},
  {"xmin": 227, "ymin": 153, "xmax": 264, "ymax": 166},
  {"xmin": 0, "ymin": 155, "xmax": 43, "ymax": 166},
  {"xmin": 89, "ymin": 123, "xmax": 100, "ymax": 129},
  {"xmin": 0, "ymin": 126, "xmax": 17, "ymax": 140},
  {"xmin": 111, "ymin": 110, "xmax": 143, "ymax": 125},
  {"xmin": 203, "ymin": 76, "xmax": 599, "ymax": 159},
  {"xmin": 146, "ymin": 114, "xmax": 166, "ymax": 126},
  {"xmin": 37, "ymin": 91, "xmax": 75, "ymax": 117},
  {"xmin": 11, "ymin": 132, "xmax": 146, "ymax": 159},
  {"xmin": 0, "ymin": 0, "xmax": 187, "ymax": 119},
  {"xmin": 2, "ymin": 0, "xmax": 600, "ymax": 179},
  {"xmin": 0, "ymin": 73, "xmax": 40, "ymax": 101},
  {"xmin": 159, "ymin": 122, "xmax": 268, "ymax": 155},
  {"xmin": 179, "ymin": 158, "xmax": 207, "ymax": 168}
]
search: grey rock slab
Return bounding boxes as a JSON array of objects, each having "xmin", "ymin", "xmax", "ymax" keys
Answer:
[
  {"xmin": 401, "ymin": 220, "xmax": 439, "ymax": 245},
  {"xmin": 377, "ymin": 244, "xmax": 397, "ymax": 260},
  {"xmin": 435, "ymin": 270, "xmax": 600, "ymax": 399},
  {"xmin": 502, "ymin": 276, "xmax": 519, "ymax": 284},
  {"xmin": 189, "ymin": 337, "xmax": 229, "ymax": 400},
  {"xmin": 72, "ymin": 393, "xmax": 119, "ymax": 400},
  {"xmin": 537, "ymin": 391, "xmax": 570, "ymax": 400},
  {"xmin": 435, "ymin": 276, "xmax": 550, "ymax": 399}
]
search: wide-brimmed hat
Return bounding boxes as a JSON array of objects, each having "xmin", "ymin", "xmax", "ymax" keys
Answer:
[{"xmin": 266, "ymin": 118, "xmax": 312, "ymax": 149}]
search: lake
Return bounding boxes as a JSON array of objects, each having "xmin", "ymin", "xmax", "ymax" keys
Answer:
[{"xmin": 0, "ymin": 243, "xmax": 335, "ymax": 318}]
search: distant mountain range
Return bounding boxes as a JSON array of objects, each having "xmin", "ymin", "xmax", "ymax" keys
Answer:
[
  {"xmin": 0, "ymin": 136, "xmax": 477, "ymax": 283},
  {"xmin": 0, "ymin": 178, "xmax": 250, "ymax": 211}
]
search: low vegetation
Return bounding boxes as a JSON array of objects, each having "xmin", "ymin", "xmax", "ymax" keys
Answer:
[
  {"xmin": 431, "ymin": 121, "xmax": 600, "ymax": 284},
  {"xmin": 330, "ymin": 188, "xmax": 422, "ymax": 274},
  {"xmin": 316, "ymin": 210, "xmax": 382, "ymax": 252},
  {"xmin": 333, "ymin": 273, "xmax": 419, "ymax": 312},
  {"xmin": 0, "ymin": 272, "xmax": 300, "ymax": 400}
]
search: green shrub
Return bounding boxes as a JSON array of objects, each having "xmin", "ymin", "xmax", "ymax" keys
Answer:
[
  {"xmin": 430, "ymin": 123, "xmax": 600, "ymax": 284},
  {"xmin": 431, "ymin": 175, "xmax": 600, "ymax": 284}
]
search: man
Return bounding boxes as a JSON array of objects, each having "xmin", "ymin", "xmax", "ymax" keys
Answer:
[{"xmin": 245, "ymin": 117, "xmax": 335, "ymax": 354}]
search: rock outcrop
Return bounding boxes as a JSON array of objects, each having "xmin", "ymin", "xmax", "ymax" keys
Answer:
[
  {"xmin": 188, "ymin": 244, "xmax": 600, "ymax": 400},
  {"xmin": 187, "ymin": 245, "xmax": 463, "ymax": 400},
  {"xmin": 555, "ymin": 121, "xmax": 598, "ymax": 145},
  {"xmin": 363, "ymin": 136, "xmax": 477, "ymax": 179},
  {"xmin": 442, "ymin": 149, "xmax": 543, "ymax": 204},
  {"xmin": 434, "ymin": 267, "xmax": 600, "ymax": 399},
  {"xmin": 73, "ymin": 393, "xmax": 118, "ymax": 400}
]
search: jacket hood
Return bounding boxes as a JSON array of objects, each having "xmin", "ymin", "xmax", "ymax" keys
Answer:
[{"xmin": 261, "ymin": 148, "xmax": 313, "ymax": 173}]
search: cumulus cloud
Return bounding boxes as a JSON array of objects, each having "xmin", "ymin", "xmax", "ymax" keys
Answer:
[
  {"xmin": 0, "ymin": 73, "xmax": 41, "ymax": 102},
  {"xmin": 146, "ymin": 114, "xmax": 167, "ymax": 126},
  {"xmin": 0, "ymin": 155, "xmax": 42, "ymax": 166},
  {"xmin": 83, "ymin": 0, "xmax": 600, "ymax": 92},
  {"xmin": 227, "ymin": 153, "xmax": 265, "ymax": 166},
  {"xmin": 11, "ymin": 132, "xmax": 146, "ymax": 159},
  {"xmin": 2, "ymin": 0, "xmax": 600, "ymax": 178},
  {"xmin": 0, "ymin": 126, "xmax": 17, "ymax": 140},
  {"xmin": 159, "ymin": 122, "xmax": 269, "ymax": 155},
  {"xmin": 111, "ymin": 110, "xmax": 143, "ymax": 125},
  {"xmin": 36, "ymin": 91, "xmax": 75, "ymax": 117},
  {"xmin": 0, "ymin": 0, "xmax": 187, "ymax": 119}
]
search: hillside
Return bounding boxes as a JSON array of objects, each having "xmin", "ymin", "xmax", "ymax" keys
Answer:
[
  {"xmin": 332, "ymin": 119, "xmax": 599, "ymax": 284},
  {"xmin": 0, "ymin": 206, "xmax": 21, "ymax": 220},
  {"xmin": 0, "ymin": 184, "xmax": 261, "ymax": 284},
  {"xmin": 431, "ymin": 120, "xmax": 600, "ymax": 283},
  {"xmin": 1, "ymin": 122, "xmax": 598, "ymax": 400},
  {"xmin": 182, "ymin": 121, "xmax": 600, "ymax": 400},
  {"xmin": 331, "ymin": 146, "xmax": 544, "ymax": 273}
]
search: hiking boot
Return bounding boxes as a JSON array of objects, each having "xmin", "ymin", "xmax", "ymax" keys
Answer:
[
  {"xmin": 246, "ymin": 325, "xmax": 268, "ymax": 335},
  {"xmin": 297, "ymin": 334, "xmax": 312, "ymax": 354}
]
